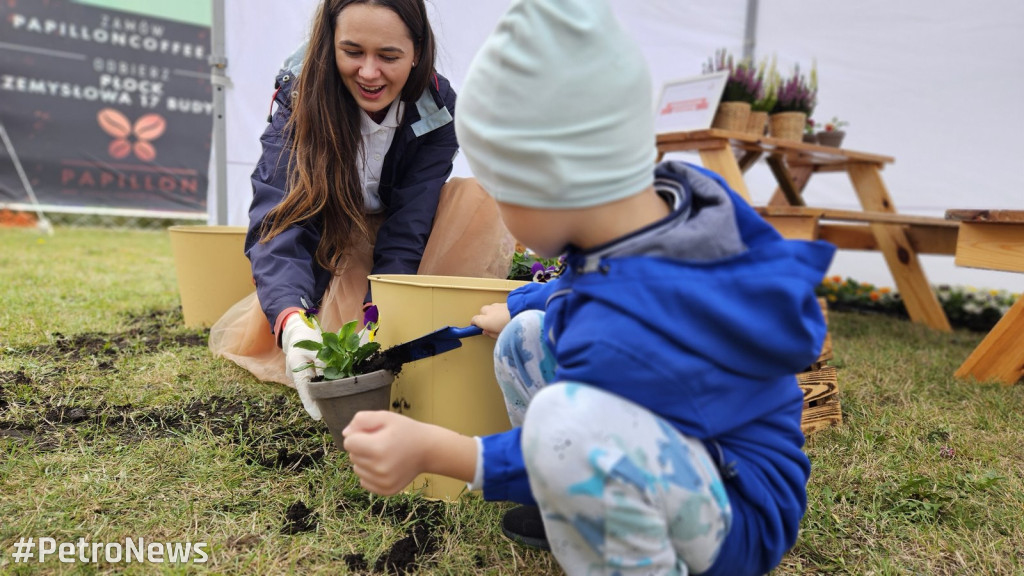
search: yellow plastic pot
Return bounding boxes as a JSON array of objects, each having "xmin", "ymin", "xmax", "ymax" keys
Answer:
[
  {"xmin": 369, "ymin": 274, "xmax": 528, "ymax": 500},
  {"xmin": 168, "ymin": 225, "xmax": 254, "ymax": 328}
]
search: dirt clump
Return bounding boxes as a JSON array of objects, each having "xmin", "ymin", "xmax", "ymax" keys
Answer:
[{"xmin": 281, "ymin": 500, "xmax": 318, "ymax": 535}]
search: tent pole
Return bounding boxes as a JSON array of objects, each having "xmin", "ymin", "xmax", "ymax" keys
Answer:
[
  {"xmin": 209, "ymin": 0, "xmax": 229, "ymax": 225},
  {"xmin": 743, "ymin": 0, "xmax": 759, "ymax": 63},
  {"xmin": 0, "ymin": 121, "xmax": 54, "ymax": 235}
]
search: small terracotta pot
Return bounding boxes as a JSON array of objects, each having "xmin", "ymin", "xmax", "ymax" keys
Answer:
[
  {"xmin": 308, "ymin": 369, "xmax": 395, "ymax": 452},
  {"xmin": 769, "ymin": 111, "xmax": 807, "ymax": 142},
  {"xmin": 712, "ymin": 101, "xmax": 752, "ymax": 132}
]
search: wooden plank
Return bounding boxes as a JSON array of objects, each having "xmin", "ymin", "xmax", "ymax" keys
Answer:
[
  {"xmin": 763, "ymin": 215, "xmax": 820, "ymax": 241},
  {"xmin": 816, "ymin": 332, "xmax": 833, "ymax": 364},
  {"xmin": 655, "ymin": 129, "xmax": 895, "ymax": 165},
  {"xmin": 847, "ymin": 163, "xmax": 952, "ymax": 332},
  {"xmin": 818, "ymin": 224, "xmax": 958, "ymax": 255},
  {"xmin": 953, "ymin": 222, "xmax": 1024, "ymax": 272},
  {"xmin": 797, "ymin": 366, "xmax": 839, "ymax": 406},
  {"xmin": 945, "ymin": 209, "xmax": 1024, "ymax": 224},
  {"xmin": 955, "ymin": 298, "xmax": 1024, "ymax": 385},
  {"xmin": 758, "ymin": 205, "xmax": 959, "ymax": 228},
  {"xmin": 802, "ymin": 397, "xmax": 843, "ymax": 434}
]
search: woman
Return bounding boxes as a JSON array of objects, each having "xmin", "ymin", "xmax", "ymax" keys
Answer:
[{"xmin": 209, "ymin": 0, "xmax": 514, "ymax": 415}]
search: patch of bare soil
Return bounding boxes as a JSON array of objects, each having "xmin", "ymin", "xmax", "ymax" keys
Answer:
[
  {"xmin": 343, "ymin": 500, "xmax": 445, "ymax": 575},
  {"xmin": 1, "ymin": 307, "xmax": 456, "ymax": 574}
]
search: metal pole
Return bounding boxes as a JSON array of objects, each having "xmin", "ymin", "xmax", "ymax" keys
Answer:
[
  {"xmin": 209, "ymin": 0, "xmax": 230, "ymax": 225},
  {"xmin": 742, "ymin": 0, "xmax": 759, "ymax": 63},
  {"xmin": 0, "ymin": 121, "xmax": 53, "ymax": 234}
]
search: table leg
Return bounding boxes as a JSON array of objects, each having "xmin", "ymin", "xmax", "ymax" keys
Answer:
[
  {"xmin": 847, "ymin": 163, "xmax": 952, "ymax": 332},
  {"xmin": 955, "ymin": 297, "xmax": 1024, "ymax": 385},
  {"xmin": 766, "ymin": 155, "xmax": 807, "ymax": 206},
  {"xmin": 767, "ymin": 163, "xmax": 813, "ymax": 207},
  {"xmin": 698, "ymin": 143, "xmax": 751, "ymax": 202}
]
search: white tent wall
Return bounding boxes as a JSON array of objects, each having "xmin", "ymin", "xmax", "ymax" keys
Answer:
[
  {"xmin": 214, "ymin": 0, "xmax": 1023, "ymax": 291},
  {"xmin": 740, "ymin": 1, "xmax": 1024, "ymax": 292}
]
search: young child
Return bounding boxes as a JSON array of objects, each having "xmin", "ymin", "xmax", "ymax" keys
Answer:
[{"xmin": 342, "ymin": 0, "xmax": 836, "ymax": 574}]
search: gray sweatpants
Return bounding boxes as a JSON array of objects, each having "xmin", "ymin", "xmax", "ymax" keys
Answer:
[{"xmin": 495, "ymin": 310, "xmax": 732, "ymax": 575}]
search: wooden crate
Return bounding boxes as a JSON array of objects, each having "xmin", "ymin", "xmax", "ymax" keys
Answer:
[{"xmin": 800, "ymin": 299, "xmax": 842, "ymax": 434}]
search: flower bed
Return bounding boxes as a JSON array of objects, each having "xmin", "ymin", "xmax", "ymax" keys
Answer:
[{"xmin": 817, "ymin": 276, "xmax": 1020, "ymax": 332}]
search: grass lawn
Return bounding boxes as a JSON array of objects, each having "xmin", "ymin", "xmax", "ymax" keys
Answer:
[{"xmin": 1, "ymin": 226, "xmax": 1022, "ymax": 575}]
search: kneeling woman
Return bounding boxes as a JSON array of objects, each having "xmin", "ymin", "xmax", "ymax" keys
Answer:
[{"xmin": 209, "ymin": 0, "xmax": 513, "ymax": 416}]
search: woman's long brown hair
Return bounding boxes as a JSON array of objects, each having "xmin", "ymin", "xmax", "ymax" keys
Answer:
[{"xmin": 258, "ymin": 0, "xmax": 437, "ymax": 274}]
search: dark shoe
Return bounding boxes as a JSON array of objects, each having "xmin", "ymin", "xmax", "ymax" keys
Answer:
[{"xmin": 501, "ymin": 505, "xmax": 550, "ymax": 551}]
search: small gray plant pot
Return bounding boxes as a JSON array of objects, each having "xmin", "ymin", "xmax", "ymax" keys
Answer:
[
  {"xmin": 816, "ymin": 130, "xmax": 846, "ymax": 148},
  {"xmin": 307, "ymin": 369, "xmax": 395, "ymax": 452}
]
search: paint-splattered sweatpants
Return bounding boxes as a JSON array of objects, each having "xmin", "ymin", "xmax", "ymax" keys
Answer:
[{"xmin": 494, "ymin": 309, "xmax": 733, "ymax": 575}]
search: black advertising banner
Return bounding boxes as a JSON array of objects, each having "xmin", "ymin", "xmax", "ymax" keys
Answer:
[{"xmin": 0, "ymin": 0, "xmax": 212, "ymax": 215}]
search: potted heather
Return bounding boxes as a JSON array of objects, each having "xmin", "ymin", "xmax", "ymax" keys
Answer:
[
  {"xmin": 703, "ymin": 49, "xmax": 762, "ymax": 132},
  {"xmin": 747, "ymin": 57, "xmax": 779, "ymax": 136},
  {"xmin": 769, "ymin": 62, "xmax": 818, "ymax": 141}
]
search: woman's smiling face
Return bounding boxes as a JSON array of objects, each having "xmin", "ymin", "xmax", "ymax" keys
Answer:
[{"xmin": 334, "ymin": 3, "xmax": 418, "ymax": 117}]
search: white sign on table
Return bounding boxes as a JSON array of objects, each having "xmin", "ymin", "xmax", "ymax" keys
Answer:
[{"xmin": 654, "ymin": 71, "xmax": 728, "ymax": 134}]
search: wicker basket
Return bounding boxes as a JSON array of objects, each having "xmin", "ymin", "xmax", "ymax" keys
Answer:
[
  {"xmin": 745, "ymin": 111, "xmax": 768, "ymax": 136},
  {"xmin": 711, "ymin": 101, "xmax": 751, "ymax": 132},
  {"xmin": 769, "ymin": 111, "xmax": 807, "ymax": 142}
]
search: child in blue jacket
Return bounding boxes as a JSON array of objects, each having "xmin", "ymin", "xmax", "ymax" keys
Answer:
[{"xmin": 342, "ymin": 0, "xmax": 836, "ymax": 574}]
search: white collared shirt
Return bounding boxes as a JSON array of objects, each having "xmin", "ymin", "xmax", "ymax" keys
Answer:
[{"xmin": 358, "ymin": 100, "xmax": 403, "ymax": 214}]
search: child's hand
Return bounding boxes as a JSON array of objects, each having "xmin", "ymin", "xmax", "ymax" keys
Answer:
[
  {"xmin": 472, "ymin": 302, "xmax": 511, "ymax": 338},
  {"xmin": 343, "ymin": 411, "xmax": 429, "ymax": 495}
]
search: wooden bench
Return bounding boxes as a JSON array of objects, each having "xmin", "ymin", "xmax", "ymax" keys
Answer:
[
  {"xmin": 945, "ymin": 209, "xmax": 1024, "ymax": 385},
  {"xmin": 755, "ymin": 205, "xmax": 959, "ymax": 254}
]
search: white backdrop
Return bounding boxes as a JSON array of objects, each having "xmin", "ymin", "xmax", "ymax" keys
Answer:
[{"xmin": 213, "ymin": 0, "xmax": 1024, "ymax": 291}]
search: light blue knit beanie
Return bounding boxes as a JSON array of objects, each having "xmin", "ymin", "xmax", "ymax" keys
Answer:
[{"xmin": 455, "ymin": 0, "xmax": 656, "ymax": 209}]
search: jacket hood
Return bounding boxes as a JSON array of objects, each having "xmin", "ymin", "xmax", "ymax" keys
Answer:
[{"xmin": 561, "ymin": 161, "xmax": 835, "ymax": 379}]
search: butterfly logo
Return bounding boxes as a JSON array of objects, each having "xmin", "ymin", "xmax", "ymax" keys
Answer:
[{"xmin": 96, "ymin": 108, "xmax": 167, "ymax": 162}]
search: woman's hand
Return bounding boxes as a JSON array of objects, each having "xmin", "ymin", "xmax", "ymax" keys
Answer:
[
  {"xmin": 343, "ymin": 411, "xmax": 477, "ymax": 495},
  {"xmin": 472, "ymin": 302, "xmax": 511, "ymax": 338}
]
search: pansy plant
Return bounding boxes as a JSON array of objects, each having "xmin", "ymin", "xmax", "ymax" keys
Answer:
[{"xmin": 292, "ymin": 298, "xmax": 380, "ymax": 380}]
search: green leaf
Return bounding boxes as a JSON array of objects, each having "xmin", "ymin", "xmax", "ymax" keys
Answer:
[
  {"xmin": 291, "ymin": 361, "xmax": 315, "ymax": 373},
  {"xmin": 292, "ymin": 340, "xmax": 323, "ymax": 351},
  {"xmin": 322, "ymin": 331, "xmax": 342, "ymax": 353}
]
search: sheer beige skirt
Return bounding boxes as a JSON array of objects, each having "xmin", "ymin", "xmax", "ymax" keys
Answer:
[{"xmin": 208, "ymin": 177, "xmax": 516, "ymax": 386}]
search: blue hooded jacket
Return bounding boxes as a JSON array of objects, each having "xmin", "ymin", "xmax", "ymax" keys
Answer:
[{"xmin": 480, "ymin": 162, "xmax": 836, "ymax": 576}]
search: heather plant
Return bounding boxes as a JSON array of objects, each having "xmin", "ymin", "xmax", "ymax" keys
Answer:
[
  {"xmin": 751, "ymin": 56, "xmax": 780, "ymax": 113},
  {"xmin": 703, "ymin": 49, "xmax": 763, "ymax": 105},
  {"xmin": 772, "ymin": 62, "xmax": 818, "ymax": 115}
]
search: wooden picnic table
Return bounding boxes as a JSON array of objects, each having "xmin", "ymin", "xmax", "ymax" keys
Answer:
[
  {"xmin": 657, "ymin": 128, "xmax": 953, "ymax": 332},
  {"xmin": 945, "ymin": 209, "xmax": 1024, "ymax": 385}
]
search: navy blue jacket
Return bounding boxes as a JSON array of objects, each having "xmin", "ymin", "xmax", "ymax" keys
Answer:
[{"xmin": 245, "ymin": 66, "xmax": 458, "ymax": 332}]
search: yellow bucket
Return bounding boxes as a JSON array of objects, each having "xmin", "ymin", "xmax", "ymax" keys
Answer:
[
  {"xmin": 369, "ymin": 274, "xmax": 528, "ymax": 500},
  {"xmin": 168, "ymin": 225, "xmax": 254, "ymax": 328}
]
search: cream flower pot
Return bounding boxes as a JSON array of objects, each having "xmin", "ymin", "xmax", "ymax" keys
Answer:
[
  {"xmin": 168, "ymin": 225, "xmax": 254, "ymax": 328},
  {"xmin": 368, "ymin": 274, "xmax": 527, "ymax": 500}
]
